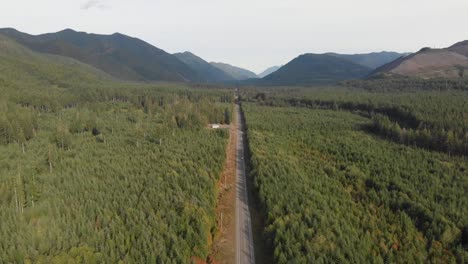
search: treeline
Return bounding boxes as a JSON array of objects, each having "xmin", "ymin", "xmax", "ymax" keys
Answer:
[
  {"xmin": 243, "ymin": 88, "xmax": 468, "ymax": 156},
  {"xmin": 263, "ymin": 97, "xmax": 420, "ymax": 128},
  {"xmin": 241, "ymin": 87, "xmax": 467, "ymax": 131},
  {"xmin": 1, "ymin": 88, "xmax": 233, "ymax": 148},
  {"xmin": 370, "ymin": 114, "xmax": 468, "ymax": 156},
  {"xmin": 8, "ymin": 82, "xmax": 233, "ymax": 115},
  {"xmin": 342, "ymin": 76, "xmax": 468, "ymax": 92}
]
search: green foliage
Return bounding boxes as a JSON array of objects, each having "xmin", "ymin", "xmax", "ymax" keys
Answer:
[
  {"xmin": 0, "ymin": 38, "xmax": 235, "ymax": 262},
  {"xmin": 53, "ymin": 121, "xmax": 72, "ymax": 149},
  {"xmin": 342, "ymin": 77, "xmax": 468, "ymax": 91},
  {"xmin": 224, "ymin": 107, "xmax": 231, "ymax": 124},
  {"xmin": 370, "ymin": 114, "xmax": 467, "ymax": 155},
  {"xmin": 0, "ymin": 95, "xmax": 232, "ymax": 263},
  {"xmin": 0, "ymin": 103, "xmax": 37, "ymax": 146},
  {"xmin": 243, "ymin": 103, "xmax": 467, "ymax": 263},
  {"xmin": 242, "ymin": 87, "xmax": 468, "ymax": 155}
]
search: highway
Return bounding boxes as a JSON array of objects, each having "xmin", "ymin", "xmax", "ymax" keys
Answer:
[{"xmin": 235, "ymin": 103, "xmax": 256, "ymax": 264}]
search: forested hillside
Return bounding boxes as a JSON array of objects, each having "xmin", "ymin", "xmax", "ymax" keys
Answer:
[
  {"xmin": 0, "ymin": 34, "xmax": 234, "ymax": 263},
  {"xmin": 210, "ymin": 62, "xmax": 258, "ymax": 81},
  {"xmin": 259, "ymin": 54, "xmax": 372, "ymax": 86},
  {"xmin": 0, "ymin": 28, "xmax": 199, "ymax": 82},
  {"xmin": 242, "ymin": 103, "xmax": 467, "ymax": 263},
  {"xmin": 174, "ymin": 52, "xmax": 234, "ymax": 82}
]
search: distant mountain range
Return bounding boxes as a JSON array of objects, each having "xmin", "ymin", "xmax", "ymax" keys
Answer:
[
  {"xmin": 1, "ymin": 28, "xmax": 466, "ymax": 86},
  {"xmin": 210, "ymin": 62, "xmax": 258, "ymax": 81},
  {"xmin": 371, "ymin": 42, "xmax": 468, "ymax": 78},
  {"xmin": 0, "ymin": 28, "xmax": 263, "ymax": 83},
  {"xmin": 255, "ymin": 54, "xmax": 372, "ymax": 85},
  {"xmin": 0, "ymin": 28, "xmax": 200, "ymax": 82},
  {"xmin": 250, "ymin": 52, "xmax": 407, "ymax": 86},
  {"xmin": 258, "ymin": 66, "xmax": 281, "ymax": 78},
  {"xmin": 173, "ymin": 52, "xmax": 260, "ymax": 82}
]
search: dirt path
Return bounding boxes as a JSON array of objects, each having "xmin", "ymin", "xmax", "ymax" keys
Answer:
[
  {"xmin": 210, "ymin": 102, "xmax": 255, "ymax": 264},
  {"xmin": 210, "ymin": 105, "xmax": 238, "ymax": 264}
]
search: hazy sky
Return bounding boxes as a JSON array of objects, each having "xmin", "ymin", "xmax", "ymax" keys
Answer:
[{"xmin": 1, "ymin": 0, "xmax": 467, "ymax": 73}]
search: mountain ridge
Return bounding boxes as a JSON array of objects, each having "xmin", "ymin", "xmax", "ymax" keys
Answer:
[
  {"xmin": 210, "ymin": 62, "xmax": 258, "ymax": 81},
  {"xmin": 0, "ymin": 28, "xmax": 199, "ymax": 82},
  {"xmin": 255, "ymin": 53, "xmax": 372, "ymax": 86},
  {"xmin": 327, "ymin": 51, "xmax": 407, "ymax": 69},
  {"xmin": 371, "ymin": 41, "xmax": 468, "ymax": 78},
  {"xmin": 0, "ymin": 33, "xmax": 112, "ymax": 89},
  {"xmin": 173, "ymin": 52, "xmax": 234, "ymax": 82}
]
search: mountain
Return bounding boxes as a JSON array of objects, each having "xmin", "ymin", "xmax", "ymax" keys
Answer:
[
  {"xmin": 328, "ymin": 52, "xmax": 406, "ymax": 69},
  {"xmin": 259, "ymin": 53, "xmax": 372, "ymax": 85},
  {"xmin": 372, "ymin": 41, "xmax": 468, "ymax": 78},
  {"xmin": 258, "ymin": 66, "xmax": 281, "ymax": 78},
  {"xmin": 0, "ymin": 28, "xmax": 199, "ymax": 82},
  {"xmin": 447, "ymin": 40, "xmax": 468, "ymax": 57},
  {"xmin": 0, "ymin": 33, "xmax": 110, "ymax": 87},
  {"xmin": 173, "ymin": 52, "xmax": 234, "ymax": 82},
  {"xmin": 210, "ymin": 62, "xmax": 258, "ymax": 80}
]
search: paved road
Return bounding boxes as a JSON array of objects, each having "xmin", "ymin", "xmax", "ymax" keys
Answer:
[{"xmin": 235, "ymin": 103, "xmax": 255, "ymax": 264}]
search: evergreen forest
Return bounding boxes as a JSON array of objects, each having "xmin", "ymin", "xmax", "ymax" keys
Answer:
[
  {"xmin": 241, "ymin": 87, "xmax": 467, "ymax": 263},
  {"xmin": 0, "ymin": 35, "xmax": 233, "ymax": 263}
]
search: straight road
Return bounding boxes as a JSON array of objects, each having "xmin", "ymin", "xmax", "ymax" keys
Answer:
[{"xmin": 235, "ymin": 103, "xmax": 255, "ymax": 264}]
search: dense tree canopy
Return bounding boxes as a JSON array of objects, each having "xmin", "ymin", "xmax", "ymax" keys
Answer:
[
  {"xmin": 243, "ymin": 103, "xmax": 467, "ymax": 263},
  {"xmin": 0, "ymin": 44, "xmax": 235, "ymax": 262},
  {"xmin": 242, "ymin": 87, "xmax": 468, "ymax": 155}
]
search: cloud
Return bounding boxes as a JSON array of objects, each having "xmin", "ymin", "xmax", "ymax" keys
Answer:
[{"xmin": 81, "ymin": 0, "xmax": 108, "ymax": 10}]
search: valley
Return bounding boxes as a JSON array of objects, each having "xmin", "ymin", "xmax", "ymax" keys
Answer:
[{"xmin": 0, "ymin": 24, "xmax": 467, "ymax": 264}]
